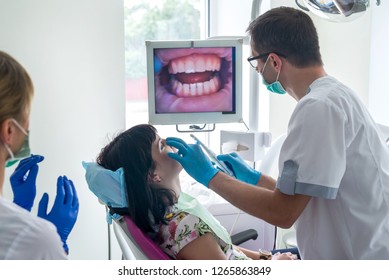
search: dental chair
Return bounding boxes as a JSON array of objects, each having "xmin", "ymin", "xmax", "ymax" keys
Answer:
[
  {"xmin": 112, "ymin": 215, "xmax": 170, "ymax": 260},
  {"xmin": 83, "ymin": 161, "xmax": 258, "ymax": 260},
  {"xmin": 111, "ymin": 211, "xmax": 258, "ymax": 260}
]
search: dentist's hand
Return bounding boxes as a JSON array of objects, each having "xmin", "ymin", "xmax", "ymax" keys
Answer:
[
  {"xmin": 38, "ymin": 176, "xmax": 79, "ymax": 254},
  {"xmin": 217, "ymin": 152, "xmax": 261, "ymax": 185},
  {"xmin": 10, "ymin": 155, "xmax": 44, "ymax": 211},
  {"xmin": 166, "ymin": 137, "xmax": 219, "ymax": 187}
]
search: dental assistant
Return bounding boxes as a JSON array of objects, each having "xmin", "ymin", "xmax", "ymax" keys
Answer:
[
  {"xmin": 0, "ymin": 51, "xmax": 79, "ymax": 259},
  {"xmin": 166, "ymin": 7, "xmax": 389, "ymax": 259}
]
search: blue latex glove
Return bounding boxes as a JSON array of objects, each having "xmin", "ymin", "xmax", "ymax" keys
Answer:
[
  {"xmin": 10, "ymin": 155, "xmax": 44, "ymax": 211},
  {"xmin": 166, "ymin": 137, "xmax": 219, "ymax": 187},
  {"xmin": 38, "ymin": 176, "xmax": 79, "ymax": 254},
  {"xmin": 217, "ymin": 152, "xmax": 261, "ymax": 185}
]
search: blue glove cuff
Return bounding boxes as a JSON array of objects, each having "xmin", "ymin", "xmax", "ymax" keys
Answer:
[
  {"xmin": 13, "ymin": 199, "xmax": 33, "ymax": 212},
  {"xmin": 202, "ymin": 168, "xmax": 220, "ymax": 188},
  {"xmin": 63, "ymin": 243, "xmax": 69, "ymax": 255},
  {"xmin": 248, "ymin": 170, "xmax": 262, "ymax": 186}
]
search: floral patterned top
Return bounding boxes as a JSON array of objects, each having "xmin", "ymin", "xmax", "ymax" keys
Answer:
[{"xmin": 154, "ymin": 204, "xmax": 251, "ymax": 260}]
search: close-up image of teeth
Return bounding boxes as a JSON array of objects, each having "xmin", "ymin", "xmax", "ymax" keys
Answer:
[
  {"xmin": 154, "ymin": 47, "xmax": 234, "ymax": 114},
  {"xmin": 168, "ymin": 53, "xmax": 222, "ymax": 97}
]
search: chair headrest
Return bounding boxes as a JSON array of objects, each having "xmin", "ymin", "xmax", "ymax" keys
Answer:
[
  {"xmin": 82, "ymin": 161, "xmax": 128, "ymax": 209},
  {"xmin": 83, "ymin": 162, "xmax": 170, "ymax": 259}
]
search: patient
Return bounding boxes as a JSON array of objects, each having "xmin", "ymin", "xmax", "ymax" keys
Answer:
[{"xmin": 94, "ymin": 124, "xmax": 296, "ymax": 260}]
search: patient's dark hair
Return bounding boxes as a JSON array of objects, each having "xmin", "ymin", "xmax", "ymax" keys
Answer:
[{"xmin": 96, "ymin": 124, "xmax": 175, "ymax": 233}]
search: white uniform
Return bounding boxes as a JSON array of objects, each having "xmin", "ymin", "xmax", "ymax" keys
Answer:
[
  {"xmin": 0, "ymin": 196, "xmax": 67, "ymax": 259},
  {"xmin": 277, "ymin": 76, "xmax": 389, "ymax": 259}
]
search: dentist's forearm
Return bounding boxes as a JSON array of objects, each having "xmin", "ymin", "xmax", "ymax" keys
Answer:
[
  {"xmin": 256, "ymin": 173, "xmax": 277, "ymax": 190},
  {"xmin": 208, "ymin": 171, "xmax": 310, "ymax": 228},
  {"xmin": 208, "ymin": 172, "xmax": 275, "ymax": 222}
]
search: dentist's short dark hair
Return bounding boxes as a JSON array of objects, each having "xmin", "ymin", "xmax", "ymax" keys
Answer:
[{"xmin": 246, "ymin": 6, "xmax": 323, "ymax": 67}]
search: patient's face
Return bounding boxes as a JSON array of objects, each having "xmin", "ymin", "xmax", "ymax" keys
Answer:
[{"xmin": 151, "ymin": 134, "xmax": 182, "ymax": 177}]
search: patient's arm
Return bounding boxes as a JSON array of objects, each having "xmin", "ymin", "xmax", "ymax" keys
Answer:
[
  {"xmin": 176, "ymin": 233, "xmax": 227, "ymax": 260},
  {"xmin": 237, "ymin": 246, "xmax": 298, "ymax": 260},
  {"xmin": 236, "ymin": 246, "xmax": 259, "ymax": 259}
]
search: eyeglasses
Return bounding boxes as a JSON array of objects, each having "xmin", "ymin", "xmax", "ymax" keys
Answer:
[{"xmin": 247, "ymin": 52, "xmax": 286, "ymax": 69}]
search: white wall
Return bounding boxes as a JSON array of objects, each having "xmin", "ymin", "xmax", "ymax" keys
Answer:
[
  {"xmin": 209, "ymin": 0, "xmax": 271, "ymax": 133},
  {"xmin": 368, "ymin": 2, "xmax": 389, "ymax": 127},
  {"xmin": 208, "ymin": 0, "xmax": 253, "ymax": 133},
  {"xmin": 0, "ymin": 0, "xmax": 125, "ymax": 259}
]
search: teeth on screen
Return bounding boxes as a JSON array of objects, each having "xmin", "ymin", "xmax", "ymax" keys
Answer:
[
  {"xmin": 169, "ymin": 54, "xmax": 221, "ymax": 74},
  {"xmin": 172, "ymin": 76, "xmax": 221, "ymax": 97},
  {"xmin": 168, "ymin": 53, "xmax": 223, "ymax": 97}
]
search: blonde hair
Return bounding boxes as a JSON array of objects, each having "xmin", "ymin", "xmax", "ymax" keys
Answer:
[{"xmin": 0, "ymin": 51, "xmax": 34, "ymax": 124}]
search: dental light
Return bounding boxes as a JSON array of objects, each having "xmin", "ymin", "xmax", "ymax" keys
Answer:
[{"xmin": 295, "ymin": 0, "xmax": 381, "ymax": 22}]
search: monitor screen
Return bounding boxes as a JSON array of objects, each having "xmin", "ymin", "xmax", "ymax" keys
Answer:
[{"xmin": 146, "ymin": 39, "xmax": 243, "ymax": 125}]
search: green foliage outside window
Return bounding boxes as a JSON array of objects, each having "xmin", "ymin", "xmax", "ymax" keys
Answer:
[{"xmin": 124, "ymin": 0, "xmax": 201, "ymax": 79}]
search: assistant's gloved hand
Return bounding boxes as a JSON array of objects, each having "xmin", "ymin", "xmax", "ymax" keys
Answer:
[
  {"xmin": 10, "ymin": 155, "xmax": 44, "ymax": 211},
  {"xmin": 38, "ymin": 176, "xmax": 79, "ymax": 254},
  {"xmin": 217, "ymin": 152, "xmax": 261, "ymax": 185},
  {"xmin": 166, "ymin": 137, "xmax": 219, "ymax": 187}
]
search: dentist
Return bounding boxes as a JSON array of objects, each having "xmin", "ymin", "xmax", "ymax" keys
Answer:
[
  {"xmin": 166, "ymin": 7, "xmax": 389, "ymax": 259},
  {"xmin": 0, "ymin": 51, "xmax": 79, "ymax": 259}
]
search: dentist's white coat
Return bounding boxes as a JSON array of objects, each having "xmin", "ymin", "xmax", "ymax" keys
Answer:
[{"xmin": 277, "ymin": 76, "xmax": 389, "ymax": 259}]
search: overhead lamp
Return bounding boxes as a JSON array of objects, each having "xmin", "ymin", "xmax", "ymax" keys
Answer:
[{"xmin": 295, "ymin": 0, "xmax": 381, "ymax": 22}]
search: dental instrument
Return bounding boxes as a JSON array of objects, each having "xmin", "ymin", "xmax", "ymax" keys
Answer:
[{"xmin": 190, "ymin": 134, "xmax": 235, "ymax": 177}]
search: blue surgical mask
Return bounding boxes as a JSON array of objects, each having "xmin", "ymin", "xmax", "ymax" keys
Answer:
[
  {"xmin": 261, "ymin": 55, "xmax": 286, "ymax": 95},
  {"xmin": 5, "ymin": 119, "xmax": 31, "ymax": 167}
]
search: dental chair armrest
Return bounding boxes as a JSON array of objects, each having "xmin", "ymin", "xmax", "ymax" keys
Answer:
[{"xmin": 231, "ymin": 229, "xmax": 258, "ymax": 245}]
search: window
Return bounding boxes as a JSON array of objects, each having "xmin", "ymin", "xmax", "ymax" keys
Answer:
[
  {"xmin": 124, "ymin": 0, "xmax": 267, "ymax": 157},
  {"xmin": 124, "ymin": 0, "xmax": 206, "ymax": 128}
]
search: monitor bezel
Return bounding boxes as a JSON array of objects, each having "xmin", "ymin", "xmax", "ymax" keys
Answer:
[{"xmin": 146, "ymin": 38, "xmax": 243, "ymax": 125}]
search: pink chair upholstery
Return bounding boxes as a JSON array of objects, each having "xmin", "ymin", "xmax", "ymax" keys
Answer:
[{"xmin": 123, "ymin": 216, "xmax": 170, "ymax": 260}]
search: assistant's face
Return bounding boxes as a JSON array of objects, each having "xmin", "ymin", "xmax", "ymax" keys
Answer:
[{"xmin": 5, "ymin": 108, "xmax": 30, "ymax": 159}]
